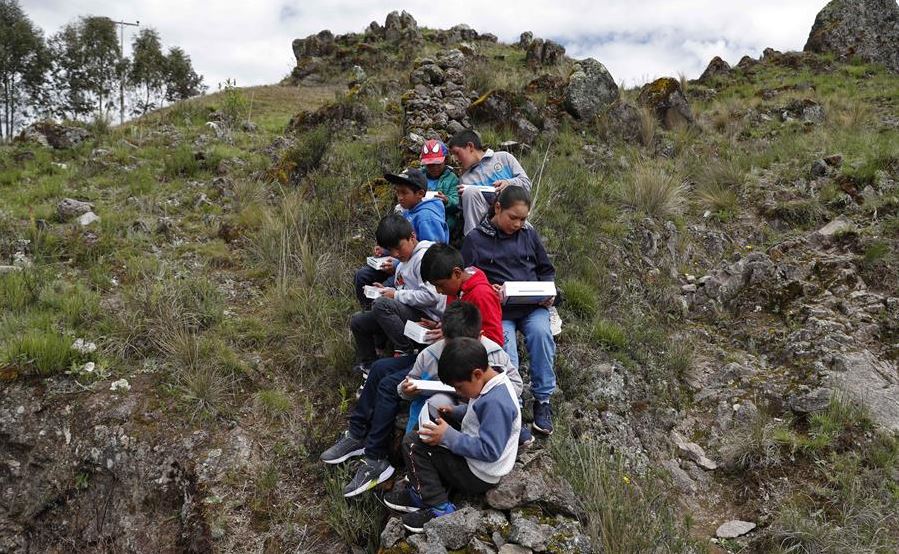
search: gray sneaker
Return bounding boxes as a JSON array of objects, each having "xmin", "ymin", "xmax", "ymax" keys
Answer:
[
  {"xmin": 343, "ymin": 457, "xmax": 395, "ymax": 497},
  {"xmin": 320, "ymin": 431, "xmax": 365, "ymax": 464}
]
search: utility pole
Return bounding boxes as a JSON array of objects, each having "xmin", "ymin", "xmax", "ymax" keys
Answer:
[{"xmin": 109, "ymin": 18, "xmax": 139, "ymax": 126}]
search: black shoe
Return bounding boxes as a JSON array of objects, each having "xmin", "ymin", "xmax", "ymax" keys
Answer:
[
  {"xmin": 402, "ymin": 502, "xmax": 456, "ymax": 533},
  {"xmin": 382, "ymin": 486, "xmax": 425, "ymax": 513},
  {"xmin": 352, "ymin": 363, "xmax": 371, "ymax": 379},
  {"xmin": 320, "ymin": 431, "xmax": 365, "ymax": 464},
  {"xmin": 532, "ymin": 401, "xmax": 554, "ymax": 435},
  {"xmin": 519, "ymin": 426, "xmax": 535, "ymax": 448},
  {"xmin": 343, "ymin": 457, "xmax": 395, "ymax": 497}
]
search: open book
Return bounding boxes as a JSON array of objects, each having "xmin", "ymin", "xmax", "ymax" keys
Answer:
[
  {"xmin": 366, "ymin": 256, "xmax": 391, "ymax": 270},
  {"xmin": 408, "ymin": 379, "xmax": 456, "ymax": 394}
]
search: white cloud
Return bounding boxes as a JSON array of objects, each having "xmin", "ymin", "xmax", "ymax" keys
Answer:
[{"xmin": 21, "ymin": 0, "xmax": 830, "ymax": 89}]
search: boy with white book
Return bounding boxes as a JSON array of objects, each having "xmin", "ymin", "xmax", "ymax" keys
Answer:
[
  {"xmin": 461, "ymin": 186, "xmax": 559, "ymax": 435},
  {"xmin": 321, "ymin": 302, "xmax": 518, "ymax": 498},
  {"xmin": 350, "ymin": 215, "xmax": 445, "ymax": 376}
]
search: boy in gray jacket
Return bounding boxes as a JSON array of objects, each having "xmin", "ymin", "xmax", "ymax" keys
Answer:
[
  {"xmin": 384, "ymin": 337, "xmax": 521, "ymax": 532},
  {"xmin": 448, "ymin": 129, "xmax": 531, "ymax": 235},
  {"xmin": 350, "ymin": 215, "xmax": 446, "ymax": 366}
]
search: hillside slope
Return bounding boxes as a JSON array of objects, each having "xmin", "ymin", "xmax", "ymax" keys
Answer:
[{"xmin": 2, "ymin": 10, "xmax": 899, "ymax": 554}]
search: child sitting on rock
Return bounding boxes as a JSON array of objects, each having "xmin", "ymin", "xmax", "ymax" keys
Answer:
[
  {"xmin": 419, "ymin": 139, "xmax": 462, "ymax": 244},
  {"xmin": 448, "ymin": 129, "xmax": 530, "ymax": 236},
  {"xmin": 461, "ymin": 186, "xmax": 558, "ymax": 435},
  {"xmin": 383, "ymin": 337, "xmax": 521, "ymax": 532},
  {"xmin": 353, "ymin": 168, "xmax": 449, "ymax": 309}
]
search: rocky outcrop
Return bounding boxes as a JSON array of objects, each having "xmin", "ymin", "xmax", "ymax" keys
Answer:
[
  {"xmin": 525, "ymin": 38, "xmax": 566, "ymax": 66},
  {"xmin": 18, "ymin": 121, "xmax": 90, "ymax": 149},
  {"xmin": 804, "ymin": 0, "xmax": 899, "ymax": 72},
  {"xmin": 637, "ymin": 77, "xmax": 695, "ymax": 129},
  {"xmin": 698, "ymin": 56, "xmax": 731, "ymax": 82},
  {"xmin": 563, "ymin": 58, "xmax": 620, "ymax": 120},
  {"xmin": 402, "ymin": 49, "xmax": 472, "ymax": 148}
]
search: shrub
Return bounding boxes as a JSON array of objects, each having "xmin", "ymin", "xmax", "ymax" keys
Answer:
[
  {"xmin": 618, "ymin": 163, "xmax": 686, "ymax": 220},
  {"xmin": 5, "ymin": 328, "xmax": 78, "ymax": 376},
  {"xmin": 592, "ymin": 318, "xmax": 628, "ymax": 351},
  {"xmin": 280, "ymin": 125, "xmax": 331, "ymax": 182},
  {"xmin": 560, "ymin": 279, "xmax": 598, "ymax": 318},
  {"xmin": 720, "ymin": 415, "xmax": 796, "ymax": 472},
  {"xmin": 551, "ymin": 434, "xmax": 701, "ymax": 552}
]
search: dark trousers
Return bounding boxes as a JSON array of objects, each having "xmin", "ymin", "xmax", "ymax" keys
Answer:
[
  {"xmin": 348, "ymin": 355, "xmax": 415, "ymax": 459},
  {"xmin": 402, "ymin": 432, "xmax": 493, "ymax": 506},
  {"xmin": 353, "ymin": 265, "xmax": 394, "ymax": 309},
  {"xmin": 350, "ymin": 296, "xmax": 425, "ymax": 363}
]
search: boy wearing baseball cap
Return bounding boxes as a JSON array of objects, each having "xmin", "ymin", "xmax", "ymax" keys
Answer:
[
  {"xmin": 384, "ymin": 167, "xmax": 449, "ymax": 244},
  {"xmin": 419, "ymin": 139, "xmax": 461, "ymax": 242}
]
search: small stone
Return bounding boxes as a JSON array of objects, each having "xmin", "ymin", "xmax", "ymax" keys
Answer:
[
  {"xmin": 380, "ymin": 517, "xmax": 406, "ymax": 549},
  {"xmin": 468, "ymin": 537, "xmax": 497, "ymax": 554},
  {"xmin": 78, "ymin": 211, "xmax": 100, "ymax": 226},
  {"xmin": 681, "ymin": 284, "xmax": 697, "ymax": 293},
  {"xmin": 110, "ymin": 379, "xmax": 131, "ymax": 392},
  {"xmin": 57, "ymin": 198, "xmax": 94, "ymax": 221},
  {"xmin": 816, "ymin": 216, "xmax": 854, "ymax": 237},
  {"xmin": 789, "ymin": 387, "xmax": 832, "ymax": 414},
  {"xmin": 498, "ymin": 545, "xmax": 532, "ymax": 554},
  {"xmin": 715, "ymin": 520, "xmax": 756, "ymax": 539},
  {"xmin": 671, "ymin": 431, "xmax": 717, "ymax": 470},
  {"xmin": 509, "ymin": 512, "xmax": 554, "ymax": 551}
]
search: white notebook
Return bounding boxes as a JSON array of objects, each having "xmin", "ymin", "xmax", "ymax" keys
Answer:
[
  {"xmin": 366, "ymin": 256, "xmax": 391, "ymax": 270},
  {"xmin": 409, "ymin": 379, "xmax": 456, "ymax": 393},
  {"xmin": 500, "ymin": 281, "xmax": 557, "ymax": 305},
  {"xmin": 404, "ymin": 320, "xmax": 436, "ymax": 344}
]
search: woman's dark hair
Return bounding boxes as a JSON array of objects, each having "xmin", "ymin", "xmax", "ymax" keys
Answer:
[{"xmin": 495, "ymin": 185, "xmax": 532, "ymax": 210}]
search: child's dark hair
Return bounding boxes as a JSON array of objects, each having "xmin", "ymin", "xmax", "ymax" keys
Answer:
[
  {"xmin": 441, "ymin": 302, "xmax": 481, "ymax": 340},
  {"xmin": 375, "ymin": 214, "xmax": 414, "ymax": 249},
  {"xmin": 448, "ymin": 129, "xmax": 483, "ymax": 150},
  {"xmin": 438, "ymin": 337, "xmax": 488, "ymax": 385},
  {"xmin": 420, "ymin": 243, "xmax": 463, "ymax": 283},
  {"xmin": 496, "ymin": 185, "xmax": 532, "ymax": 210}
]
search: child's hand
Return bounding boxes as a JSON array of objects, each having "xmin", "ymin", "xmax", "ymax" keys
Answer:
[
  {"xmin": 491, "ymin": 283, "xmax": 502, "ymax": 297},
  {"xmin": 436, "ymin": 191, "xmax": 448, "ymax": 204},
  {"xmin": 400, "ymin": 378, "xmax": 419, "ymax": 397},
  {"xmin": 373, "ymin": 246, "xmax": 384, "ymax": 257},
  {"xmin": 436, "ymin": 405, "xmax": 455, "ymax": 419},
  {"xmin": 539, "ymin": 296, "xmax": 555, "ymax": 308},
  {"xmin": 381, "ymin": 287, "xmax": 396, "ymax": 299},
  {"xmin": 380, "ymin": 259, "xmax": 394, "ymax": 273},
  {"xmin": 456, "ymin": 183, "xmax": 465, "ymax": 196},
  {"xmin": 418, "ymin": 319, "xmax": 439, "ymax": 329},
  {"xmin": 426, "ymin": 327, "xmax": 444, "ymax": 342},
  {"xmin": 419, "ymin": 417, "xmax": 449, "ymax": 445},
  {"xmin": 492, "ymin": 180, "xmax": 509, "ymax": 192}
]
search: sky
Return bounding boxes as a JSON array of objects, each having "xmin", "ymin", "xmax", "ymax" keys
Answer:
[{"xmin": 21, "ymin": 1, "xmax": 832, "ymax": 90}]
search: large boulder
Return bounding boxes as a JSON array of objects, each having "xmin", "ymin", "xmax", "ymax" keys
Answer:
[
  {"xmin": 637, "ymin": 77, "xmax": 695, "ymax": 129},
  {"xmin": 804, "ymin": 0, "xmax": 899, "ymax": 72},
  {"xmin": 384, "ymin": 10, "xmax": 421, "ymax": 43},
  {"xmin": 291, "ymin": 30, "xmax": 335, "ymax": 61},
  {"xmin": 563, "ymin": 58, "xmax": 620, "ymax": 120},
  {"xmin": 698, "ymin": 56, "xmax": 731, "ymax": 82},
  {"xmin": 525, "ymin": 38, "xmax": 566, "ymax": 66}
]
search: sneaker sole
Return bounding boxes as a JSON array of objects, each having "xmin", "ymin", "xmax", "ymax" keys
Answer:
[
  {"xmin": 403, "ymin": 522, "xmax": 425, "ymax": 533},
  {"xmin": 532, "ymin": 422, "xmax": 554, "ymax": 436},
  {"xmin": 383, "ymin": 496, "xmax": 422, "ymax": 513},
  {"xmin": 519, "ymin": 437, "xmax": 536, "ymax": 448},
  {"xmin": 343, "ymin": 465, "xmax": 395, "ymax": 498},
  {"xmin": 321, "ymin": 447, "xmax": 365, "ymax": 465}
]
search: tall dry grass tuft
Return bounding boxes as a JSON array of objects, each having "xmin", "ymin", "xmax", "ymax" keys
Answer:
[{"xmin": 617, "ymin": 162, "xmax": 686, "ymax": 219}]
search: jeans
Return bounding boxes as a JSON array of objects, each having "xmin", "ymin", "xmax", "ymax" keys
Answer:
[
  {"xmin": 353, "ymin": 265, "xmax": 395, "ymax": 309},
  {"xmin": 350, "ymin": 296, "xmax": 426, "ymax": 363},
  {"xmin": 348, "ymin": 354, "xmax": 415, "ymax": 459},
  {"xmin": 502, "ymin": 307, "xmax": 556, "ymax": 402}
]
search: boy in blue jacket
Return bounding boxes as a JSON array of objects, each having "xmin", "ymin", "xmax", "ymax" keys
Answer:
[
  {"xmin": 461, "ymin": 186, "xmax": 558, "ymax": 435},
  {"xmin": 353, "ymin": 168, "xmax": 449, "ymax": 309},
  {"xmin": 383, "ymin": 337, "xmax": 520, "ymax": 532}
]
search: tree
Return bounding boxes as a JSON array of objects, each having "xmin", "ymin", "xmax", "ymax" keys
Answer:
[
  {"xmin": 129, "ymin": 28, "xmax": 167, "ymax": 115},
  {"xmin": 50, "ymin": 16, "xmax": 120, "ymax": 120},
  {"xmin": 164, "ymin": 46, "xmax": 205, "ymax": 103},
  {"xmin": 0, "ymin": 0, "xmax": 50, "ymax": 139}
]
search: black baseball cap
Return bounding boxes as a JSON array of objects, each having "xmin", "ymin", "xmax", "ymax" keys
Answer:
[{"xmin": 384, "ymin": 168, "xmax": 427, "ymax": 191}]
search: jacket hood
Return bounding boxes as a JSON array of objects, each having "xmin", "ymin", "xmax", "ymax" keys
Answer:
[{"xmin": 410, "ymin": 197, "xmax": 445, "ymax": 218}]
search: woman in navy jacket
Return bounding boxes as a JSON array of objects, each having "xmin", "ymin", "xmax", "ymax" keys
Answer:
[{"xmin": 461, "ymin": 186, "xmax": 557, "ymax": 435}]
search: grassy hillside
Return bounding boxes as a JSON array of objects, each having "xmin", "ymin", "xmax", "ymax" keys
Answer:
[{"xmin": 1, "ymin": 34, "xmax": 898, "ymax": 553}]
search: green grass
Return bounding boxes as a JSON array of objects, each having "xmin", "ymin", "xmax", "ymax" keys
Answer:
[
  {"xmin": 5, "ymin": 327, "xmax": 79, "ymax": 376},
  {"xmin": 255, "ymin": 389, "xmax": 293, "ymax": 419},
  {"xmin": 592, "ymin": 318, "xmax": 628, "ymax": 352},
  {"xmin": 551, "ymin": 432, "xmax": 703, "ymax": 553},
  {"xmin": 560, "ymin": 279, "xmax": 599, "ymax": 318}
]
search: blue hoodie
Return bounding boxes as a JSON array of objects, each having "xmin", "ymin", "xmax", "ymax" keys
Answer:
[
  {"xmin": 404, "ymin": 197, "xmax": 449, "ymax": 243},
  {"xmin": 461, "ymin": 215, "xmax": 555, "ymax": 320}
]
